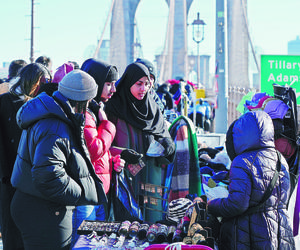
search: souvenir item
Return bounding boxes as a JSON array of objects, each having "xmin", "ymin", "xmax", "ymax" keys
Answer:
[
  {"xmin": 156, "ymin": 224, "xmax": 168, "ymax": 243},
  {"xmin": 128, "ymin": 221, "xmax": 141, "ymax": 238},
  {"xmin": 167, "ymin": 225, "xmax": 176, "ymax": 243},
  {"xmin": 127, "ymin": 159, "xmax": 145, "ymax": 176},
  {"xmin": 138, "ymin": 223, "xmax": 150, "ymax": 240},
  {"xmin": 146, "ymin": 224, "xmax": 159, "ymax": 242}
]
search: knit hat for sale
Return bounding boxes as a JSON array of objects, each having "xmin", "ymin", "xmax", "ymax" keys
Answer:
[{"xmin": 166, "ymin": 198, "xmax": 193, "ymax": 224}]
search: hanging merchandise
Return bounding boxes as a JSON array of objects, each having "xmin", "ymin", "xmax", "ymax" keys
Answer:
[
  {"xmin": 111, "ymin": 170, "xmax": 143, "ymax": 222},
  {"xmin": 163, "ymin": 115, "xmax": 201, "ymax": 211}
]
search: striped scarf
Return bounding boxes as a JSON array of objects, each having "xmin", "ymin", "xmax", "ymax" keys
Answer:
[{"xmin": 162, "ymin": 115, "xmax": 201, "ymax": 212}]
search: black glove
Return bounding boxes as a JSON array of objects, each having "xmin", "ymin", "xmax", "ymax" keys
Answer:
[
  {"xmin": 158, "ymin": 137, "xmax": 176, "ymax": 156},
  {"xmin": 120, "ymin": 149, "xmax": 143, "ymax": 165}
]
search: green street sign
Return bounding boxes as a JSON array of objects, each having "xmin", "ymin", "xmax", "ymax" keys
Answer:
[{"xmin": 260, "ymin": 55, "xmax": 300, "ymax": 104}]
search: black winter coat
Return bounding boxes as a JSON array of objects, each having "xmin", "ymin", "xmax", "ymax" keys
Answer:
[
  {"xmin": 11, "ymin": 91, "xmax": 107, "ymax": 206},
  {"xmin": 0, "ymin": 92, "xmax": 24, "ymax": 182},
  {"xmin": 208, "ymin": 111, "xmax": 295, "ymax": 250}
]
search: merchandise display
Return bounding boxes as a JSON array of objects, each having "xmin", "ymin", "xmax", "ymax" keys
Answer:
[
  {"xmin": 71, "ymin": 115, "xmax": 234, "ymax": 250},
  {"xmin": 73, "ymin": 196, "xmax": 216, "ymax": 249},
  {"xmin": 71, "ymin": 83, "xmax": 299, "ymax": 249}
]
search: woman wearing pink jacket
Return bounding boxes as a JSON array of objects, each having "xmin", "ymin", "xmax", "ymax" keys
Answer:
[{"xmin": 71, "ymin": 58, "xmax": 124, "ymax": 247}]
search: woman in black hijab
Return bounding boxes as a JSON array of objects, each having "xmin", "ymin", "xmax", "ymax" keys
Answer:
[{"xmin": 106, "ymin": 62, "xmax": 175, "ymax": 223}]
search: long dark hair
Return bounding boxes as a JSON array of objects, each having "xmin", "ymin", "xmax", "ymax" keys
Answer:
[
  {"xmin": 69, "ymin": 100, "xmax": 89, "ymax": 114},
  {"xmin": 10, "ymin": 63, "xmax": 52, "ymax": 101}
]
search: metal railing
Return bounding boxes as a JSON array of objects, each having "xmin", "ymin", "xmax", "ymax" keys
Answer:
[{"xmin": 228, "ymin": 86, "xmax": 253, "ymax": 125}]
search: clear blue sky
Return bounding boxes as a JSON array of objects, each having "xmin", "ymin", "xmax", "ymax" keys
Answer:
[{"xmin": 0, "ymin": 0, "xmax": 299, "ymax": 76}]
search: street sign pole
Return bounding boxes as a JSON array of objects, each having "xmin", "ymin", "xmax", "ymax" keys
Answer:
[{"xmin": 215, "ymin": 0, "xmax": 228, "ymax": 133}]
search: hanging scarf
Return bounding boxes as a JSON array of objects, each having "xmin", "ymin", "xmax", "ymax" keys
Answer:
[{"xmin": 162, "ymin": 115, "xmax": 201, "ymax": 212}]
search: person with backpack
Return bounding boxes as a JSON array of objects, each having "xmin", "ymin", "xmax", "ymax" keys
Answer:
[{"xmin": 208, "ymin": 111, "xmax": 295, "ymax": 249}]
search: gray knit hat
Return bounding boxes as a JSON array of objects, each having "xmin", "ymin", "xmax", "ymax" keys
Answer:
[{"xmin": 58, "ymin": 69, "xmax": 98, "ymax": 101}]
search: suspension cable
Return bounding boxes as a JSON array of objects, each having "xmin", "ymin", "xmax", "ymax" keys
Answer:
[
  {"xmin": 158, "ymin": 0, "xmax": 175, "ymax": 83},
  {"xmin": 240, "ymin": 0, "xmax": 260, "ymax": 73},
  {"xmin": 93, "ymin": 0, "xmax": 115, "ymax": 58}
]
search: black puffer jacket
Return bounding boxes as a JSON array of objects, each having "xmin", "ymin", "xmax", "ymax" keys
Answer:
[
  {"xmin": 11, "ymin": 91, "xmax": 107, "ymax": 206},
  {"xmin": 0, "ymin": 92, "xmax": 24, "ymax": 182},
  {"xmin": 208, "ymin": 111, "xmax": 295, "ymax": 250}
]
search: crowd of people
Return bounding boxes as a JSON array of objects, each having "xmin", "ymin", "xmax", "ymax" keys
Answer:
[{"xmin": 0, "ymin": 56, "xmax": 297, "ymax": 249}]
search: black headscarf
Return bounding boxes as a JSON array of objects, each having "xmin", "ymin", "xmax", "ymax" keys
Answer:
[
  {"xmin": 81, "ymin": 58, "xmax": 118, "ymax": 103},
  {"xmin": 105, "ymin": 62, "xmax": 169, "ymax": 138}
]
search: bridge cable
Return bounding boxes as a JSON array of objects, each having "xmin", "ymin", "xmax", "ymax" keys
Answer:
[
  {"xmin": 240, "ymin": 0, "xmax": 260, "ymax": 73},
  {"xmin": 93, "ymin": 0, "xmax": 115, "ymax": 58},
  {"xmin": 158, "ymin": 0, "xmax": 175, "ymax": 83}
]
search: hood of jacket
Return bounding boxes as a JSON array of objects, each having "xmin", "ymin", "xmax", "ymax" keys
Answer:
[
  {"xmin": 16, "ymin": 91, "xmax": 73, "ymax": 130},
  {"xmin": 81, "ymin": 58, "xmax": 118, "ymax": 103},
  {"xmin": 227, "ymin": 111, "xmax": 275, "ymax": 158}
]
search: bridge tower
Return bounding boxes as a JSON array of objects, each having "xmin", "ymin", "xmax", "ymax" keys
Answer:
[
  {"xmin": 159, "ymin": 0, "xmax": 194, "ymax": 81},
  {"xmin": 109, "ymin": 0, "xmax": 194, "ymax": 79},
  {"xmin": 227, "ymin": 0, "xmax": 249, "ymax": 88},
  {"xmin": 110, "ymin": 0, "xmax": 141, "ymax": 74}
]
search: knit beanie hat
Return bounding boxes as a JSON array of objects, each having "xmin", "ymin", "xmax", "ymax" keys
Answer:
[
  {"xmin": 166, "ymin": 198, "xmax": 193, "ymax": 224},
  {"xmin": 135, "ymin": 58, "xmax": 156, "ymax": 82},
  {"xmin": 81, "ymin": 58, "xmax": 119, "ymax": 103},
  {"xmin": 105, "ymin": 66, "xmax": 119, "ymax": 83},
  {"xmin": 58, "ymin": 69, "xmax": 98, "ymax": 101}
]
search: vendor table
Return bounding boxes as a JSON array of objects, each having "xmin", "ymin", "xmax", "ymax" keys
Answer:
[
  {"xmin": 72, "ymin": 234, "xmax": 214, "ymax": 249},
  {"xmin": 72, "ymin": 220, "xmax": 215, "ymax": 250}
]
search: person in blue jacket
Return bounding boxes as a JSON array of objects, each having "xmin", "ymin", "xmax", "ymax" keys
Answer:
[
  {"xmin": 208, "ymin": 111, "xmax": 295, "ymax": 249},
  {"xmin": 10, "ymin": 70, "xmax": 107, "ymax": 250}
]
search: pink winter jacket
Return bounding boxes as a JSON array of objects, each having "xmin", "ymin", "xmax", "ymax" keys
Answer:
[{"xmin": 84, "ymin": 110, "xmax": 116, "ymax": 194}]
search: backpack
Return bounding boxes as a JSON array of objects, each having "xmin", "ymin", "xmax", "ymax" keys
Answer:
[
  {"xmin": 242, "ymin": 84, "xmax": 299, "ymax": 202},
  {"xmin": 272, "ymin": 84, "xmax": 300, "ymax": 198}
]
